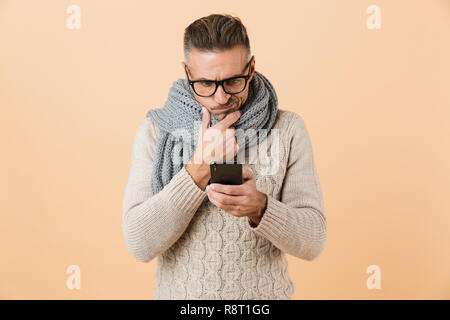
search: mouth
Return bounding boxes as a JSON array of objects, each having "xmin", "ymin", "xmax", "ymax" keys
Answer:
[{"xmin": 216, "ymin": 102, "xmax": 235, "ymax": 111}]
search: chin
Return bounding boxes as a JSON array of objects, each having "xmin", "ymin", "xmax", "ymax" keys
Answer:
[
  {"xmin": 213, "ymin": 104, "xmax": 240, "ymax": 119},
  {"xmin": 225, "ymin": 105, "xmax": 240, "ymax": 114}
]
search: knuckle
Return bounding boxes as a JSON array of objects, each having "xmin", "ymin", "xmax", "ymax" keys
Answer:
[{"xmin": 215, "ymin": 193, "xmax": 224, "ymax": 202}]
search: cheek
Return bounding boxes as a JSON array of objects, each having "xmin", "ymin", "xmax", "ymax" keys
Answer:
[
  {"xmin": 236, "ymin": 91, "xmax": 248, "ymax": 106},
  {"xmin": 232, "ymin": 97, "xmax": 241, "ymax": 108},
  {"xmin": 196, "ymin": 97, "xmax": 213, "ymax": 110}
]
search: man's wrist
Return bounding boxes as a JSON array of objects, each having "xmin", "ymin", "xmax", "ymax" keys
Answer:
[
  {"xmin": 249, "ymin": 192, "xmax": 268, "ymax": 226},
  {"xmin": 185, "ymin": 161, "xmax": 210, "ymax": 191}
]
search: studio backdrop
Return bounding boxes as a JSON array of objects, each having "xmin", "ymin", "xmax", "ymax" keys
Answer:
[{"xmin": 0, "ymin": 0, "xmax": 449, "ymax": 299}]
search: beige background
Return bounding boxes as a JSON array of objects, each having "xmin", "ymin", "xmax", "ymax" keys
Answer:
[{"xmin": 1, "ymin": 0, "xmax": 449, "ymax": 299}]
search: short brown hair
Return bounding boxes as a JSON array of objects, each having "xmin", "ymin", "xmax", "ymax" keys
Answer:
[{"xmin": 183, "ymin": 14, "xmax": 251, "ymax": 65}]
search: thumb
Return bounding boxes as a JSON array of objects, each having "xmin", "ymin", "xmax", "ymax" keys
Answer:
[{"xmin": 242, "ymin": 166, "xmax": 254, "ymax": 181}]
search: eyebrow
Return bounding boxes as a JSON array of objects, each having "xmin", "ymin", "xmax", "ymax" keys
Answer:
[
  {"xmin": 197, "ymin": 73, "xmax": 241, "ymax": 81},
  {"xmin": 193, "ymin": 62, "xmax": 249, "ymax": 81}
]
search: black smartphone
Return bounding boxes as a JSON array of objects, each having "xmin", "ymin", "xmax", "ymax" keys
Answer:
[{"xmin": 209, "ymin": 161, "xmax": 243, "ymax": 185}]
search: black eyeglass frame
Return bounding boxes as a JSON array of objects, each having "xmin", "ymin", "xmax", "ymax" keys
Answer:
[{"xmin": 184, "ymin": 56, "xmax": 253, "ymax": 97}]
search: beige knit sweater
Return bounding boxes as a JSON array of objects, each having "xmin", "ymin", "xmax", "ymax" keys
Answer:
[{"xmin": 122, "ymin": 109, "xmax": 326, "ymax": 300}]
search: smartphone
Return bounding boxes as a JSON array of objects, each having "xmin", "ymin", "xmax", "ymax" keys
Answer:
[{"xmin": 209, "ymin": 161, "xmax": 243, "ymax": 185}]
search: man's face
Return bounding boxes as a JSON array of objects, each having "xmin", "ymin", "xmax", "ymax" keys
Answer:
[{"xmin": 182, "ymin": 45, "xmax": 255, "ymax": 121}]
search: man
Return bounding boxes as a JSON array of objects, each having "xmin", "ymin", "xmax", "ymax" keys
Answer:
[{"xmin": 122, "ymin": 14, "xmax": 326, "ymax": 300}]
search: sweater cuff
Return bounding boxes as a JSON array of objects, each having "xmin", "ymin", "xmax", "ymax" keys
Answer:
[
  {"xmin": 165, "ymin": 166, "xmax": 207, "ymax": 212},
  {"xmin": 247, "ymin": 194, "xmax": 288, "ymax": 241}
]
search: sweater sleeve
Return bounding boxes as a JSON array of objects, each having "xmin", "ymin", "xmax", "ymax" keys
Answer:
[
  {"xmin": 121, "ymin": 118, "xmax": 207, "ymax": 263},
  {"xmin": 248, "ymin": 113, "xmax": 327, "ymax": 261}
]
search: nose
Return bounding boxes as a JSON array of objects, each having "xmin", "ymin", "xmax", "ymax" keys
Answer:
[{"xmin": 214, "ymin": 84, "xmax": 231, "ymax": 105}]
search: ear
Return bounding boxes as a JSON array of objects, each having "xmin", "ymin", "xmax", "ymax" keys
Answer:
[{"xmin": 249, "ymin": 56, "xmax": 255, "ymax": 82}]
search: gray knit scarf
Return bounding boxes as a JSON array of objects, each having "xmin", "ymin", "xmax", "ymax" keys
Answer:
[{"xmin": 146, "ymin": 70, "xmax": 278, "ymax": 196}]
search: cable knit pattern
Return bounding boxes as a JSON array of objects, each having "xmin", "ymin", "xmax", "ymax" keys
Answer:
[{"xmin": 122, "ymin": 109, "xmax": 327, "ymax": 299}]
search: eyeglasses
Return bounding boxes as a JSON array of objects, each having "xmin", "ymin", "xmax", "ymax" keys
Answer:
[{"xmin": 184, "ymin": 57, "xmax": 253, "ymax": 97}]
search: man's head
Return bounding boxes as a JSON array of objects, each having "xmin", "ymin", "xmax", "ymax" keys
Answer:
[{"xmin": 181, "ymin": 14, "xmax": 255, "ymax": 121}]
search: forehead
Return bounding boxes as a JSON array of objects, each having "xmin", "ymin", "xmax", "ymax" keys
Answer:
[{"xmin": 187, "ymin": 46, "xmax": 248, "ymax": 80}]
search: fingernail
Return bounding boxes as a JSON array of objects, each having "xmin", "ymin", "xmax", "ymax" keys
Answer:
[
  {"xmin": 205, "ymin": 185, "xmax": 209, "ymax": 192},
  {"xmin": 210, "ymin": 184, "xmax": 215, "ymax": 190},
  {"xmin": 202, "ymin": 107, "xmax": 206, "ymax": 113}
]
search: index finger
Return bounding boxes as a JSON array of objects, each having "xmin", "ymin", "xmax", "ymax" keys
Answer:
[
  {"xmin": 213, "ymin": 110, "xmax": 242, "ymax": 131},
  {"xmin": 242, "ymin": 166, "xmax": 255, "ymax": 181},
  {"xmin": 209, "ymin": 182, "xmax": 248, "ymax": 196}
]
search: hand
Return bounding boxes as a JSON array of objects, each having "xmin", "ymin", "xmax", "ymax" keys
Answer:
[
  {"xmin": 190, "ymin": 107, "xmax": 241, "ymax": 165},
  {"xmin": 206, "ymin": 166, "xmax": 268, "ymax": 226},
  {"xmin": 186, "ymin": 107, "xmax": 242, "ymax": 191}
]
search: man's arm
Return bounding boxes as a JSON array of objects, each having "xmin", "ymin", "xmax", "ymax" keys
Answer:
[
  {"xmin": 185, "ymin": 161, "xmax": 210, "ymax": 191},
  {"xmin": 247, "ymin": 113, "xmax": 327, "ymax": 261},
  {"xmin": 121, "ymin": 118, "xmax": 207, "ymax": 263}
]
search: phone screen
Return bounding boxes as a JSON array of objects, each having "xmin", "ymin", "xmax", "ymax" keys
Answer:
[{"xmin": 209, "ymin": 161, "xmax": 243, "ymax": 185}]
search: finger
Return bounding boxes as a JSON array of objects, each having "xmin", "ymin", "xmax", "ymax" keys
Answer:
[
  {"xmin": 232, "ymin": 136, "xmax": 239, "ymax": 155},
  {"xmin": 224, "ymin": 138, "xmax": 237, "ymax": 160},
  {"xmin": 242, "ymin": 166, "xmax": 254, "ymax": 181},
  {"xmin": 208, "ymin": 188, "xmax": 247, "ymax": 206},
  {"xmin": 224, "ymin": 131, "xmax": 235, "ymax": 150},
  {"xmin": 224, "ymin": 127, "xmax": 235, "ymax": 139},
  {"xmin": 210, "ymin": 183, "xmax": 249, "ymax": 196},
  {"xmin": 233, "ymin": 138, "xmax": 239, "ymax": 156},
  {"xmin": 201, "ymin": 106, "xmax": 210, "ymax": 134},
  {"xmin": 210, "ymin": 198, "xmax": 248, "ymax": 217},
  {"xmin": 225, "ymin": 205, "xmax": 247, "ymax": 217},
  {"xmin": 213, "ymin": 110, "xmax": 242, "ymax": 131},
  {"xmin": 196, "ymin": 107, "xmax": 211, "ymax": 163}
]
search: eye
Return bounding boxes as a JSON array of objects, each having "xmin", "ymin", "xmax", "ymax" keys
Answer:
[
  {"xmin": 199, "ymin": 81, "xmax": 213, "ymax": 87},
  {"xmin": 226, "ymin": 78, "xmax": 243, "ymax": 85}
]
